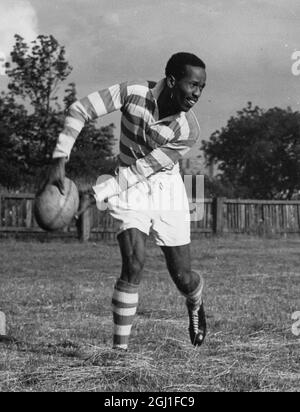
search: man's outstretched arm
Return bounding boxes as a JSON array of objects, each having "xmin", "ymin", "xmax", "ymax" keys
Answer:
[
  {"xmin": 53, "ymin": 84, "xmax": 127, "ymax": 160},
  {"xmin": 46, "ymin": 83, "xmax": 127, "ymax": 193}
]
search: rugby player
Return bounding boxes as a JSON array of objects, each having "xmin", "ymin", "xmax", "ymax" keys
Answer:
[{"xmin": 47, "ymin": 52, "xmax": 207, "ymax": 350}]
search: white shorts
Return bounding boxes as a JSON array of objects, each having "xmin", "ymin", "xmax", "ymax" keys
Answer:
[{"xmin": 107, "ymin": 170, "xmax": 191, "ymax": 247}]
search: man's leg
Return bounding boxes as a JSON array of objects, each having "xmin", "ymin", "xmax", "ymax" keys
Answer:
[
  {"xmin": 161, "ymin": 244, "xmax": 206, "ymax": 346},
  {"xmin": 112, "ymin": 228, "xmax": 147, "ymax": 350}
]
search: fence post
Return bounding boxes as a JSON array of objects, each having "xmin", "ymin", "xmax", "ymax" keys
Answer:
[
  {"xmin": 213, "ymin": 197, "xmax": 225, "ymax": 235},
  {"xmin": 77, "ymin": 192, "xmax": 91, "ymax": 242}
]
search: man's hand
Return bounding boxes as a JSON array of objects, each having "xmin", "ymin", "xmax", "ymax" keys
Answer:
[{"xmin": 39, "ymin": 157, "xmax": 67, "ymax": 195}]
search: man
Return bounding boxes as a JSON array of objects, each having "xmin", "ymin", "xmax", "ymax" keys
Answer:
[{"xmin": 48, "ymin": 52, "xmax": 207, "ymax": 350}]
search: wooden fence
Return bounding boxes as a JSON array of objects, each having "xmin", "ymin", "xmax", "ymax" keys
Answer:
[{"xmin": 1, "ymin": 192, "xmax": 300, "ymax": 241}]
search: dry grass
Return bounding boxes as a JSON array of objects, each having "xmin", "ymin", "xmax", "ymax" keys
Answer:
[{"xmin": 0, "ymin": 237, "xmax": 299, "ymax": 392}]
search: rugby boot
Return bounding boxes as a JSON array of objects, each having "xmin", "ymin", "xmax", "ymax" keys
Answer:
[{"xmin": 187, "ymin": 301, "xmax": 207, "ymax": 347}]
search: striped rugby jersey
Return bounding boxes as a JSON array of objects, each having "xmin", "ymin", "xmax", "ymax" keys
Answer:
[{"xmin": 53, "ymin": 79, "xmax": 201, "ymax": 178}]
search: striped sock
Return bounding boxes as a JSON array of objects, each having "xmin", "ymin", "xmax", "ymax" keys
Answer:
[
  {"xmin": 183, "ymin": 271, "xmax": 205, "ymax": 311},
  {"xmin": 112, "ymin": 279, "xmax": 139, "ymax": 350}
]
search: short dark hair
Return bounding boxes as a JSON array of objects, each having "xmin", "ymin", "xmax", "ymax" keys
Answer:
[{"xmin": 165, "ymin": 52, "xmax": 206, "ymax": 80}]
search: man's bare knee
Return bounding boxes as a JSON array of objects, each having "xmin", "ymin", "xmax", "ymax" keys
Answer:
[
  {"xmin": 121, "ymin": 249, "xmax": 145, "ymax": 284},
  {"xmin": 118, "ymin": 229, "xmax": 147, "ymax": 284},
  {"xmin": 174, "ymin": 270, "xmax": 200, "ymax": 295}
]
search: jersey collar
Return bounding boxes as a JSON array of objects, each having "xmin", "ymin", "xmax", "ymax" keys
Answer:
[
  {"xmin": 150, "ymin": 78, "xmax": 185, "ymax": 124},
  {"xmin": 150, "ymin": 78, "xmax": 166, "ymax": 101}
]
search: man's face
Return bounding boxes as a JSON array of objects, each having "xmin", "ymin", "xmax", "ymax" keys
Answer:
[{"xmin": 171, "ymin": 65, "xmax": 206, "ymax": 112}]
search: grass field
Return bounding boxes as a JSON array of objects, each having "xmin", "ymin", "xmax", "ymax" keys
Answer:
[{"xmin": 0, "ymin": 237, "xmax": 299, "ymax": 392}]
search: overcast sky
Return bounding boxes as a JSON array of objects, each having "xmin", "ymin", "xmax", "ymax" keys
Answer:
[{"xmin": 1, "ymin": 0, "xmax": 300, "ymax": 159}]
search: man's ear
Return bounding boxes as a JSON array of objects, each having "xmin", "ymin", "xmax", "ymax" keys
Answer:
[{"xmin": 166, "ymin": 75, "xmax": 176, "ymax": 89}]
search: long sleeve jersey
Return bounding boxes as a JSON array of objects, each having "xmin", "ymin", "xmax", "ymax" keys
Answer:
[{"xmin": 53, "ymin": 79, "xmax": 201, "ymax": 179}]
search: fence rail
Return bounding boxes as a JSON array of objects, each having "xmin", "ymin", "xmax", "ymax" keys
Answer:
[{"xmin": 1, "ymin": 192, "xmax": 300, "ymax": 240}]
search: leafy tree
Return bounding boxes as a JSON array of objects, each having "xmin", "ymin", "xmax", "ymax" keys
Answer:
[
  {"xmin": 7, "ymin": 35, "xmax": 72, "ymax": 110},
  {"xmin": 4, "ymin": 34, "xmax": 72, "ymax": 171},
  {"xmin": 0, "ymin": 122, "xmax": 21, "ymax": 190},
  {"xmin": 204, "ymin": 176, "xmax": 235, "ymax": 199},
  {"xmin": 0, "ymin": 93, "xmax": 29, "ymax": 189},
  {"xmin": 0, "ymin": 35, "xmax": 116, "ymax": 189},
  {"xmin": 202, "ymin": 103, "xmax": 300, "ymax": 199},
  {"xmin": 68, "ymin": 122, "xmax": 117, "ymax": 182}
]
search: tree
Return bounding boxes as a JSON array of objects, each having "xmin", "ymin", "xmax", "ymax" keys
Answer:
[
  {"xmin": 7, "ymin": 35, "xmax": 72, "ymax": 110},
  {"xmin": 0, "ymin": 122, "xmax": 22, "ymax": 190},
  {"xmin": 202, "ymin": 103, "xmax": 300, "ymax": 199},
  {"xmin": 6, "ymin": 35, "xmax": 72, "ymax": 165},
  {"xmin": 68, "ymin": 122, "xmax": 117, "ymax": 183},
  {"xmin": 0, "ymin": 35, "xmax": 116, "ymax": 189},
  {"xmin": 0, "ymin": 93, "xmax": 29, "ymax": 189},
  {"xmin": 204, "ymin": 176, "xmax": 235, "ymax": 199}
]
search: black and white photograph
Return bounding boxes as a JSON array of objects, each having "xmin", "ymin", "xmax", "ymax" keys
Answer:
[{"xmin": 0, "ymin": 0, "xmax": 299, "ymax": 394}]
